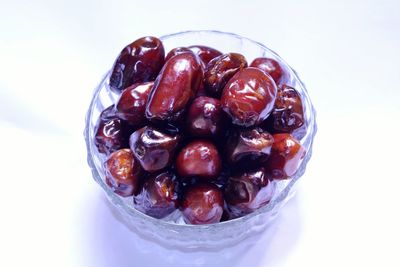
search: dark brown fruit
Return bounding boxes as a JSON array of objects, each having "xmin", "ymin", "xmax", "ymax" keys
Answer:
[
  {"xmin": 129, "ymin": 126, "xmax": 180, "ymax": 172},
  {"xmin": 145, "ymin": 52, "xmax": 203, "ymax": 122},
  {"xmin": 115, "ymin": 82, "xmax": 154, "ymax": 126},
  {"xmin": 266, "ymin": 133, "xmax": 305, "ymax": 179},
  {"xmin": 224, "ymin": 167, "xmax": 275, "ymax": 217},
  {"xmin": 181, "ymin": 183, "xmax": 224, "ymax": 224},
  {"xmin": 134, "ymin": 171, "xmax": 178, "ymax": 218},
  {"xmin": 104, "ymin": 149, "xmax": 141, "ymax": 197},
  {"xmin": 271, "ymin": 85, "xmax": 304, "ymax": 132},
  {"xmin": 250, "ymin": 57, "xmax": 287, "ymax": 85},
  {"xmin": 225, "ymin": 127, "xmax": 274, "ymax": 165},
  {"xmin": 188, "ymin": 45, "xmax": 223, "ymax": 66},
  {"xmin": 186, "ymin": 96, "xmax": 228, "ymax": 138},
  {"xmin": 221, "ymin": 67, "xmax": 277, "ymax": 127},
  {"xmin": 176, "ymin": 140, "xmax": 222, "ymax": 180},
  {"xmin": 204, "ymin": 53, "xmax": 247, "ymax": 96},
  {"xmin": 95, "ymin": 105, "xmax": 130, "ymax": 155},
  {"xmin": 165, "ymin": 47, "xmax": 192, "ymax": 62},
  {"xmin": 109, "ymin": 36, "xmax": 165, "ymax": 92}
]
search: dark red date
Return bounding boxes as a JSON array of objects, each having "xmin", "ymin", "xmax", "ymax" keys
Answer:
[
  {"xmin": 115, "ymin": 82, "xmax": 154, "ymax": 126},
  {"xmin": 271, "ymin": 85, "xmax": 304, "ymax": 132},
  {"xmin": 95, "ymin": 105, "xmax": 130, "ymax": 155},
  {"xmin": 104, "ymin": 149, "xmax": 142, "ymax": 197},
  {"xmin": 176, "ymin": 140, "xmax": 222, "ymax": 180},
  {"xmin": 224, "ymin": 167, "xmax": 274, "ymax": 216},
  {"xmin": 266, "ymin": 133, "xmax": 305, "ymax": 179},
  {"xmin": 250, "ymin": 57, "xmax": 287, "ymax": 85},
  {"xmin": 225, "ymin": 127, "xmax": 274, "ymax": 165},
  {"xmin": 134, "ymin": 171, "xmax": 178, "ymax": 218},
  {"xmin": 181, "ymin": 183, "xmax": 224, "ymax": 224},
  {"xmin": 188, "ymin": 45, "xmax": 222, "ymax": 66},
  {"xmin": 109, "ymin": 36, "xmax": 165, "ymax": 92},
  {"xmin": 165, "ymin": 47, "xmax": 192, "ymax": 62},
  {"xmin": 145, "ymin": 52, "xmax": 203, "ymax": 122},
  {"xmin": 204, "ymin": 53, "xmax": 247, "ymax": 96},
  {"xmin": 186, "ymin": 96, "xmax": 228, "ymax": 138},
  {"xmin": 221, "ymin": 67, "xmax": 277, "ymax": 127},
  {"xmin": 129, "ymin": 126, "xmax": 180, "ymax": 172}
]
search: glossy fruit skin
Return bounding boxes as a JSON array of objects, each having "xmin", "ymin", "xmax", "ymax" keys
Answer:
[
  {"xmin": 109, "ymin": 36, "xmax": 165, "ymax": 92},
  {"xmin": 266, "ymin": 133, "xmax": 305, "ymax": 179},
  {"xmin": 129, "ymin": 126, "xmax": 180, "ymax": 172},
  {"xmin": 134, "ymin": 171, "xmax": 179, "ymax": 218},
  {"xmin": 181, "ymin": 183, "xmax": 224, "ymax": 225},
  {"xmin": 250, "ymin": 57, "xmax": 287, "ymax": 85},
  {"xmin": 224, "ymin": 167, "xmax": 275, "ymax": 217},
  {"xmin": 165, "ymin": 47, "xmax": 192, "ymax": 62},
  {"xmin": 104, "ymin": 149, "xmax": 142, "ymax": 197},
  {"xmin": 271, "ymin": 85, "xmax": 304, "ymax": 132},
  {"xmin": 176, "ymin": 140, "xmax": 222, "ymax": 180},
  {"xmin": 115, "ymin": 82, "xmax": 154, "ymax": 126},
  {"xmin": 221, "ymin": 67, "xmax": 277, "ymax": 127},
  {"xmin": 204, "ymin": 53, "xmax": 247, "ymax": 96},
  {"xmin": 186, "ymin": 96, "xmax": 228, "ymax": 138},
  {"xmin": 225, "ymin": 127, "xmax": 274, "ymax": 165},
  {"xmin": 145, "ymin": 52, "xmax": 203, "ymax": 122},
  {"xmin": 188, "ymin": 45, "xmax": 222, "ymax": 66},
  {"xmin": 95, "ymin": 105, "xmax": 130, "ymax": 155}
]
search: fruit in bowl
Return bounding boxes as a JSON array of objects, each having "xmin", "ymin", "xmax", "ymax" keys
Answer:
[{"xmin": 85, "ymin": 31, "xmax": 316, "ymax": 248}]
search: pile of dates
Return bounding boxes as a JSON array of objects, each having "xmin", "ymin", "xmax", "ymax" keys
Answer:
[{"xmin": 95, "ymin": 36, "xmax": 306, "ymax": 225}]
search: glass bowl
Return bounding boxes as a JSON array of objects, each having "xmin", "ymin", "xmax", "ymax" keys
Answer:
[{"xmin": 84, "ymin": 30, "xmax": 317, "ymax": 250}]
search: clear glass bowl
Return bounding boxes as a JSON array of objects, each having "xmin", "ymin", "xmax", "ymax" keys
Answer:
[{"xmin": 84, "ymin": 30, "xmax": 317, "ymax": 250}]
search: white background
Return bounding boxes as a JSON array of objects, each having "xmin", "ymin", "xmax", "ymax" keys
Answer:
[{"xmin": 1, "ymin": 0, "xmax": 399, "ymax": 266}]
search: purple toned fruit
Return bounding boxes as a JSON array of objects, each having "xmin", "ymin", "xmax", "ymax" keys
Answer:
[
  {"xmin": 129, "ymin": 126, "xmax": 180, "ymax": 172},
  {"xmin": 145, "ymin": 52, "xmax": 203, "ymax": 122},
  {"xmin": 109, "ymin": 36, "xmax": 165, "ymax": 92},
  {"xmin": 186, "ymin": 96, "xmax": 228, "ymax": 138},
  {"xmin": 181, "ymin": 183, "xmax": 224, "ymax": 224},
  {"xmin": 115, "ymin": 82, "xmax": 154, "ymax": 126},
  {"xmin": 188, "ymin": 45, "xmax": 222, "ymax": 66},
  {"xmin": 224, "ymin": 167, "xmax": 275, "ymax": 217},
  {"xmin": 204, "ymin": 53, "xmax": 247, "ymax": 96},
  {"xmin": 225, "ymin": 127, "xmax": 274, "ymax": 164},
  {"xmin": 104, "ymin": 149, "xmax": 142, "ymax": 197},
  {"xmin": 95, "ymin": 105, "xmax": 130, "ymax": 155},
  {"xmin": 221, "ymin": 67, "xmax": 277, "ymax": 127},
  {"xmin": 271, "ymin": 85, "xmax": 304, "ymax": 132},
  {"xmin": 176, "ymin": 140, "xmax": 222, "ymax": 180},
  {"xmin": 134, "ymin": 171, "xmax": 179, "ymax": 218},
  {"xmin": 250, "ymin": 57, "xmax": 287, "ymax": 85},
  {"xmin": 266, "ymin": 134, "xmax": 305, "ymax": 179}
]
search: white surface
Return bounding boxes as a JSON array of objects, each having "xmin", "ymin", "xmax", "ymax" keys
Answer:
[{"xmin": 1, "ymin": 0, "xmax": 399, "ymax": 266}]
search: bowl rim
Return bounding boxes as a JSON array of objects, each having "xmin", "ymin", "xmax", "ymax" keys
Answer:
[{"xmin": 84, "ymin": 30, "xmax": 317, "ymax": 231}]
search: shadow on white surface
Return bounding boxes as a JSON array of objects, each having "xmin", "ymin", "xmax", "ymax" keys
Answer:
[{"xmin": 83, "ymin": 191, "xmax": 302, "ymax": 267}]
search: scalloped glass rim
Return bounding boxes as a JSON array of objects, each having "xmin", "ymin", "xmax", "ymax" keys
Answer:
[{"xmin": 84, "ymin": 30, "xmax": 317, "ymax": 248}]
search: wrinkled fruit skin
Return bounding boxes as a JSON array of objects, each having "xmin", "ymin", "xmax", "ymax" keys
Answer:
[
  {"xmin": 115, "ymin": 82, "xmax": 154, "ymax": 126},
  {"xmin": 224, "ymin": 167, "xmax": 275, "ymax": 217},
  {"xmin": 271, "ymin": 85, "xmax": 304, "ymax": 132},
  {"xmin": 134, "ymin": 171, "xmax": 178, "ymax": 218},
  {"xmin": 181, "ymin": 183, "xmax": 224, "ymax": 224},
  {"xmin": 95, "ymin": 105, "xmax": 130, "ymax": 155},
  {"xmin": 226, "ymin": 127, "xmax": 274, "ymax": 165},
  {"xmin": 104, "ymin": 149, "xmax": 142, "ymax": 197},
  {"xmin": 176, "ymin": 140, "xmax": 222, "ymax": 180},
  {"xmin": 186, "ymin": 96, "xmax": 228, "ymax": 138},
  {"xmin": 221, "ymin": 67, "xmax": 277, "ymax": 127},
  {"xmin": 109, "ymin": 36, "xmax": 165, "ymax": 92},
  {"xmin": 188, "ymin": 45, "xmax": 223, "ymax": 66},
  {"xmin": 129, "ymin": 126, "xmax": 180, "ymax": 172},
  {"xmin": 204, "ymin": 53, "xmax": 247, "ymax": 96},
  {"xmin": 165, "ymin": 47, "xmax": 192, "ymax": 62},
  {"xmin": 146, "ymin": 52, "xmax": 203, "ymax": 122},
  {"xmin": 266, "ymin": 133, "xmax": 305, "ymax": 179},
  {"xmin": 250, "ymin": 57, "xmax": 287, "ymax": 85}
]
